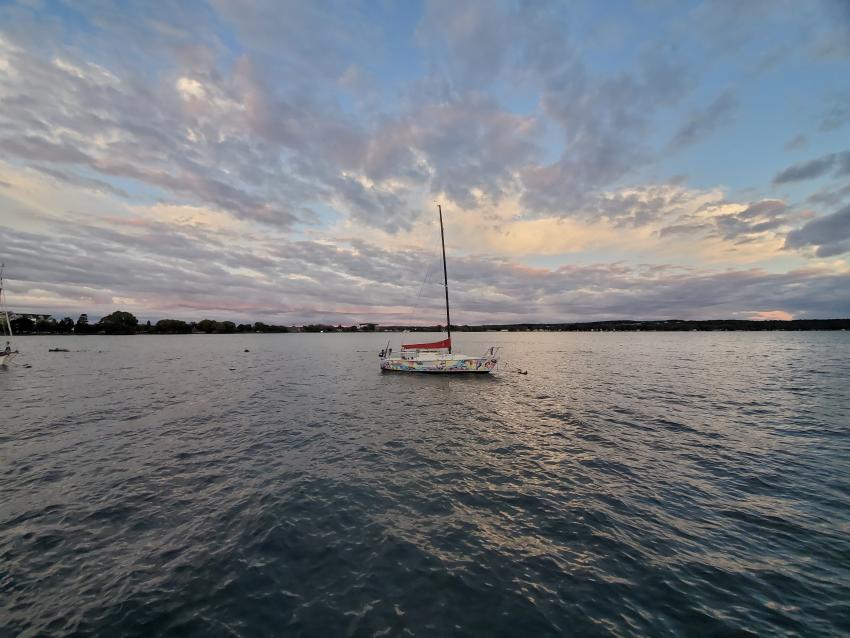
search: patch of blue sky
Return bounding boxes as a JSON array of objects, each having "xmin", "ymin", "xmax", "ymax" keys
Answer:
[
  {"xmin": 89, "ymin": 172, "xmax": 164, "ymax": 203},
  {"xmin": 652, "ymin": 53, "xmax": 849, "ymax": 203},
  {"xmin": 323, "ymin": 4, "xmax": 425, "ymax": 116},
  {"xmin": 374, "ymin": 1, "xmax": 425, "ymax": 87},
  {"xmin": 297, "ymin": 201, "xmax": 342, "ymax": 231}
]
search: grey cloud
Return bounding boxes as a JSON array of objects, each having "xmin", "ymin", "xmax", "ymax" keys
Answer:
[
  {"xmin": 0, "ymin": 137, "xmax": 94, "ymax": 165},
  {"xmin": 773, "ymin": 151, "xmax": 850, "ymax": 184},
  {"xmin": 784, "ymin": 134, "xmax": 808, "ymax": 151},
  {"xmin": 416, "ymin": 0, "xmax": 513, "ymax": 87},
  {"xmin": 209, "ymin": 0, "xmax": 378, "ymax": 82},
  {"xmin": 807, "ymin": 182, "xmax": 850, "ymax": 208},
  {"xmin": 0, "ymin": 3, "xmax": 424, "ymax": 231},
  {"xmin": 670, "ymin": 90, "xmax": 738, "ymax": 151},
  {"xmin": 4, "ymin": 214, "xmax": 849, "ymax": 324},
  {"xmin": 0, "ymin": 39, "xmax": 304, "ymax": 227},
  {"xmin": 689, "ymin": 0, "xmax": 850, "ymax": 61},
  {"xmin": 30, "ymin": 166, "xmax": 130, "ymax": 198},
  {"xmin": 1, "ymin": 3, "xmax": 545, "ymax": 233},
  {"xmin": 657, "ymin": 198, "xmax": 790, "ymax": 242},
  {"xmin": 714, "ymin": 199, "xmax": 788, "ymax": 241},
  {"xmin": 328, "ymin": 175, "xmax": 413, "ymax": 233},
  {"xmin": 659, "ymin": 222, "xmax": 713, "ymax": 238},
  {"xmin": 785, "ymin": 204, "xmax": 850, "ymax": 257},
  {"xmin": 406, "ymin": 96, "xmax": 541, "ymax": 208},
  {"xmin": 594, "ymin": 185, "xmax": 719, "ymax": 228},
  {"xmin": 348, "ymin": 92, "xmax": 542, "ymax": 215},
  {"xmin": 812, "ymin": 0, "xmax": 850, "ymax": 58},
  {"xmin": 411, "ymin": 1, "xmax": 700, "ymax": 215},
  {"xmin": 521, "ymin": 44, "xmax": 693, "ymax": 213},
  {"xmin": 820, "ymin": 95, "xmax": 850, "ymax": 132}
]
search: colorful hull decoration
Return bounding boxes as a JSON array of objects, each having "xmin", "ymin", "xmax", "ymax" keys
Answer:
[{"xmin": 380, "ymin": 353, "xmax": 498, "ymax": 373}]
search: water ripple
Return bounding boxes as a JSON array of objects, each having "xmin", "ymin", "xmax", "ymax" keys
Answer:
[{"xmin": 1, "ymin": 332, "xmax": 849, "ymax": 636}]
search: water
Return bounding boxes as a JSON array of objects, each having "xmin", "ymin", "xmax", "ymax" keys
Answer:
[{"xmin": 1, "ymin": 332, "xmax": 849, "ymax": 636}]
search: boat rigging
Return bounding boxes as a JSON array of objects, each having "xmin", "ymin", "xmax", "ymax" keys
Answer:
[
  {"xmin": 379, "ymin": 205, "xmax": 499, "ymax": 374},
  {"xmin": 0, "ymin": 263, "xmax": 18, "ymax": 366}
]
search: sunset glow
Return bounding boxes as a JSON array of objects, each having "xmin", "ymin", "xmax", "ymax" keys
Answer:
[{"xmin": 1, "ymin": 1, "xmax": 849, "ymax": 323}]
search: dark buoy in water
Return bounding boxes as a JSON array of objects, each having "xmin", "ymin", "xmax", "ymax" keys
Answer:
[{"xmin": 244, "ymin": 348, "xmax": 250, "ymax": 352}]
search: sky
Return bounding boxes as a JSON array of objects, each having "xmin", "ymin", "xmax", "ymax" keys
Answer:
[{"xmin": 1, "ymin": 0, "xmax": 849, "ymax": 325}]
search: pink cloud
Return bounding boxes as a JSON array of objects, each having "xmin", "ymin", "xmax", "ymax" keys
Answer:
[{"xmin": 750, "ymin": 310, "xmax": 793, "ymax": 321}]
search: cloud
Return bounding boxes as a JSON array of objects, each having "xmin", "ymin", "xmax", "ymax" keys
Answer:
[
  {"xmin": 713, "ymin": 199, "xmax": 788, "ymax": 242},
  {"xmin": 750, "ymin": 310, "xmax": 793, "ymax": 320},
  {"xmin": 0, "ymin": 0, "xmax": 848, "ymax": 326},
  {"xmin": 26, "ymin": 165, "xmax": 130, "ymax": 198},
  {"xmin": 520, "ymin": 47, "xmax": 693, "ymax": 213},
  {"xmin": 209, "ymin": 0, "xmax": 378, "ymax": 82},
  {"xmin": 0, "ymin": 37, "xmax": 307, "ymax": 227},
  {"xmin": 416, "ymin": 0, "xmax": 513, "ymax": 87},
  {"xmin": 819, "ymin": 92, "xmax": 850, "ymax": 132},
  {"xmin": 670, "ymin": 90, "xmax": 738, "ymax": 150},
  {"xmin": 785, "ymin": 204, "xmax": 850, "ymax": 257},
  {"xmin": 784, "ymin": 134, "xmax": 808, "ymax": 151},
  {"xmin": 4, "ymin": 213, "xmax": 849, "ymax": 322},
  {"xmin": 807, "ymin": 182, "xmax": 850, "ymax": 208},
  {"xmin": 773, "ymin": 151, "xmax": 850, "ymax": 184}
]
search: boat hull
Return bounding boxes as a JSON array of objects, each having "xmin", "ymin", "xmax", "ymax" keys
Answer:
[
  {"xmin": 380, "ymin": 354, "xmax": 497, "ymax": 373},
  {"xmin": 0, "ymin": 352, "xmax": 15, "ymax": 366}
]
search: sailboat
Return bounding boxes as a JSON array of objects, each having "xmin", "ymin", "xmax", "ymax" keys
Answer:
[
  {"xmin": 0, "ymin": 264, "xmax": 18, "ymax": 366},
  {"xmin": 379, "ymin": 205, "xmax": 499, "ymax": 373}
]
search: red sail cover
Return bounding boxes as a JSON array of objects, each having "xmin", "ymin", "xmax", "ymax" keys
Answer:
[{"xmin": 401, "ymin": 337, "xmax": 451, "ymax": 350}]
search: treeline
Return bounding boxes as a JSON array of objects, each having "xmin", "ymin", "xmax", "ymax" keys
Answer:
[
  {"xmin": 6, "ymin": 311, "xmax": 382, "ymax": 335},
  {"xmin": 7, "ymin": 312, "xmax": 297, "ymax": 335},
  {"xmin": 382, "ymin": 319, "xmax": 850, "ymax": 332},
  {"xmin": 7, "ymin": 313, "xmax": 850, "ymax": 335}
]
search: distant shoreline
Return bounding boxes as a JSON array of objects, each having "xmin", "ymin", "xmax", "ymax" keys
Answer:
[{"xmin": 9, "ymin": 318, "xmax": 850, "ymax": 334}]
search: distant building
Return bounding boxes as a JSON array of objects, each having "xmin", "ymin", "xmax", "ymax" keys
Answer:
[{"xmin": 357, "ymin": 323, "xmax": 377, "ymax": 331}]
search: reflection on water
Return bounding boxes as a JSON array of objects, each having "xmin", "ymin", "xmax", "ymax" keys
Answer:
[{"xmin": 2, "ymin": 332, "xmax": 849, "ymax": 636}]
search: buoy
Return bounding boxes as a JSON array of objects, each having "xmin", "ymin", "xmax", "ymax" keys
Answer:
[{"xmin": 244, "ymin": 348, "xmax": 250, "ymax": 352}]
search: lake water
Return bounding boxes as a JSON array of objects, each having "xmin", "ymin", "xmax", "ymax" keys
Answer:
[{"xmin": 1, "ymin": 332, "xmax": 849, "ymax": 636}]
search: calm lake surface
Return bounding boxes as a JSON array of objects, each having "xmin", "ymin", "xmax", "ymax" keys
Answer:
[{"xmin": 1, "ymin": 332, "xmax": 849, "ymax": 636}]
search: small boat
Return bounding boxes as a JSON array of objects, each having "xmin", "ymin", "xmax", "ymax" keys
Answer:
[
  {"xmin": 0, "ymin": 264, "xmax": 18, "ymax": 366},
  {"xmin": 379, "ymin": 205, "xmax": 499, "ymax": 374}
]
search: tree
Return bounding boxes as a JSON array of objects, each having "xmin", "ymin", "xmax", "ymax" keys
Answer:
[
  {"xmin": 35, "ymin": 318, "xmax": 58, "ymax": 334},
  {"xmin": 98, "ymin": 310, "xmax": 139, "ymax": 335},
  {"xmin": 57, "ymin": 317, "xmax": 75, "ymax": 334},
  {"xmin": 11, "ymin": 316, "xmax": 35, "ymax": 334},
  {"xmin": 153, "ymin": 319, "xmax": 191, "ymax": 334},
  {"xmin": 218, "ymin": 321, "xmax": 236, "ymax": 333},
  {"xmin": 75, "ymin": 314, "xmax": 90, "ymax": 335},
  {"xmin": 197, "ymin": 319, "xmax": 217, "ymax": 333}
]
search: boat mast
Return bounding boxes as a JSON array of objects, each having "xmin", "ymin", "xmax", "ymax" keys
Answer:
[
  {"xmin": 438, "ymin": 204, "xmax": 452, "ymax": 354},
  {"xmin": 0, "ymin": 264, "xmax": 11, "ymax": 339}
]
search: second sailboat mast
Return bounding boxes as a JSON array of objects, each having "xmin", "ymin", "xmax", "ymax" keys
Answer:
[{"xmin": 438, "ymin": 204, "xmax": 452, "ymax": 354}]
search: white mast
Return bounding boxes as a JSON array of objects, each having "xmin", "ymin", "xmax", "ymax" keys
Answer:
[{"xmin": 0, "ymin": 263, "xmax": 12, "ymax": 340}]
